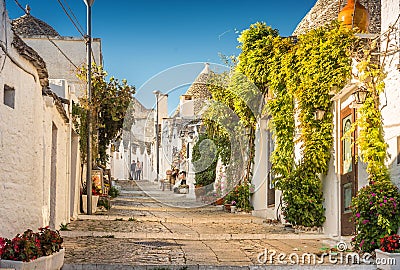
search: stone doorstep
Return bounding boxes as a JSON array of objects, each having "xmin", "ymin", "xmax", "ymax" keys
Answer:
[
  {"xmin": 61, "ymin": 263, "xmax": 377, "ymax": 270},
  {"xmin": 61, "ymin": 231, "xmax": 328, "ymax": 241}
]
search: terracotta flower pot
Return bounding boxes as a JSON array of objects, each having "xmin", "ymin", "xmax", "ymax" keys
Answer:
[
  {"xmin": 338, "ymin": 0, "xmax": 369, "ymax": 32},
  {"xmin": 215, "ymin": 198, "xmax": 224, "ymax": 205}
]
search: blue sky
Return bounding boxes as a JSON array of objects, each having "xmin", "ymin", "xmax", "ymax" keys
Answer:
[{"xmin": 6, "ymin": 0, "xmax": 316, "ymax": 113}]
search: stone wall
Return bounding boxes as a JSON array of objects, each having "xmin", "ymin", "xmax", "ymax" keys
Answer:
[{"xmin": 293, "ymin": 0, "xmax": 381, "ymax": 35}]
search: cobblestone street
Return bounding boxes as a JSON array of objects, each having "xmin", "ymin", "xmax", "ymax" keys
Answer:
[{"xmin": 60, "ymin": 180, "xmax": 350, "ymax": 269}]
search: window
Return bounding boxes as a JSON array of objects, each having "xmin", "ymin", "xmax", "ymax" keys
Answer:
[{"xmin": 3, "ymin": 85, "xmax": 15, "ymax": 109}]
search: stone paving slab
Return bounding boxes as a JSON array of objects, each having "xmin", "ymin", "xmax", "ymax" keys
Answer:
[
  {"xmin": 61, "ymin": 263, "xmax": 377, "ymax": 270},
  {"xmin": 76, "ymin": 214, "xmax": 275, "ymax": 225},
  {"xmin": 62, "ymin": 237, "xmax": 330, "ymax": 266},
  {"xmin": 62, "ymin": 180, "xmax": 359, "ymax": 268}
]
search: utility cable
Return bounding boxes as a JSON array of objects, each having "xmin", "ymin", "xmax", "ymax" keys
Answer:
[
  {"xmin": 56, "ymin": 0, "xmax": 98, "ymax": 66},
  {"xmin": 56, "ymin": 0, "xmax": 85, "ymax": 37},
  {"xmin": 13, "ymin": 0, "xmax": 78, "ymax": 69},
  {"xmin": 62, "ymin": 0, "xmax": 85, "ymax": 34},
  {"xmin": 0, "ymin": 4, "xmax": 8, "ymax": 74}
]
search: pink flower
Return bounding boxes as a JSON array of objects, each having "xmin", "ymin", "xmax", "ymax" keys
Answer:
[
  {"xmin": 371, "ymin": 193, "xmax": 376, "ymax": 197},
  {"xmin": 356, "ymin": 213, "xmax": 361, "ymax": 218}
]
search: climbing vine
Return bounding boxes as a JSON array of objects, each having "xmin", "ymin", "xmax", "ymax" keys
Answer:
[
  {"xmin": 267, "ymin": 22, "xmax": 356, "ymax": 227},
  {"xmin": 204, "ymin": 23, "xmax": 278, "ymax": 185},
  {"xmin": 350, "ymin": 40, "xmax": 400, "ymax": 252}
]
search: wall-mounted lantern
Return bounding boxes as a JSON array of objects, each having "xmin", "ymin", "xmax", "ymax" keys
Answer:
[{"xmin": 352, "ymin": 86, "xmax": 369, "ymax": 104}]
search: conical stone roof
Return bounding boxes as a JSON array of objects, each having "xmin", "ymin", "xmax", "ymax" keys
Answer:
[
  {"xmin": 293, "ymin": 0, "xmax": 380, "ymax": 35},
  {"xmin": 12, "ymin": 13, "xmax": 60, "ymax": 37},
  {"xmin": 184, "ymin": 63, "xmax": 212, "ymax": 115}
]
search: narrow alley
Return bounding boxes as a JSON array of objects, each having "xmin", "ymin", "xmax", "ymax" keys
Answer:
[{"xmin": 61, "ymin": 179, "xmax": 336, "ymax": 269}]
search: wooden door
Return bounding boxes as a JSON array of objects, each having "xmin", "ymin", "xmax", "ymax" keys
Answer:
[{"xmin": 340, "ymin": 106, "xmax": 357, "ymax": 236}]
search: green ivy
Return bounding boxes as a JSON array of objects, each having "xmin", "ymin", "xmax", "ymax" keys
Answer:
[
  {"xmin": 350, "ymin": 43, "xmax": 400, "ymax": 253},
  {"xmin": 268, "ymin": 22, "xmax": 355, "ymax": 227}
]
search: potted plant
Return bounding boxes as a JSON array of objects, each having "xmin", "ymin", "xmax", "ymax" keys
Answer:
[
  {"xmin": 81, "ymin": 182, "xmax": 101, "ymax": 214},
  {"xmin": 230, "ymin": 200, "xmax": 237, "ymax": 213},
  {"xmin": 375, "ymin": 234, "xmax": 400, "ymax": 270},
  {"xmin": 0, "ymin": 227, "xmax": 64, "ymax": 270}
]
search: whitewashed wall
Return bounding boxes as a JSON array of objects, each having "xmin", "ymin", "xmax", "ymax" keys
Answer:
[
  {"xmin": 0, "ymin": 1, "xmax": 45, "ymax": 238},
  {"xmin": 251, "ymin": 119, "xmax": 269, "ymax": 218},
  {"xmin": 42, "ymin": 99, "xmax": 71, "ymax": 229},
  {"xmin": 21, "ymin": 37, "xmax": 102, "ymax": 97},
  {"xmin": 381, "ymin": 0, "xmax": 400, "ymax": 189},
  {"xmin": 0, "ymin": 1, "xmax": 77, "ymax": 237}
]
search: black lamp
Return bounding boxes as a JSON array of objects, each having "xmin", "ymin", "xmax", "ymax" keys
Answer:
[{"xmin": 353, "ymin": 86, "xmax": 369, "ymax": 104}]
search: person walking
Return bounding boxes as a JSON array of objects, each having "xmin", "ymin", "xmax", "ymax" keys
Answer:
[
  {"xmin": 136, "ymin": 160, "xmax": 142, "ymax": 180},
  {"xmin": 130, "ymin": 160, "xmax": 136, "ymax": 180}
]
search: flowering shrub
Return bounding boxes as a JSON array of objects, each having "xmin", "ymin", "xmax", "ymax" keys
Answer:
[
  {"xmin": 0, "ymin": 227, "xmax": 63, "ymax": 262},
  {"xmin": 224, "ymin": 183, "xmax": 252, "ymax": 211},
  {"xmin": 351, "ymin": 181, "xmax": 400, "ymax": 253},
  {"xmin": 380, "ymin": 234, "xmax": 400, "ymax": 253}
]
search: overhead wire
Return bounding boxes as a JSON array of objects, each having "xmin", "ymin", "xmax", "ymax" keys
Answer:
[
  {"xmin": 55, "ymin": 0, "xmax": 85, "ymax": 37},
  {"xmin": 54, "ymin": 0, "xmax": 98, "ymax": 65},
  {"xmin": 13, "ymin": 0, "xmax": 79, "ymax": 69},
  {"xmin": 62, "ymin": 0, "xmax": 85, "ymax": 34},
  {"xmin": 0, "ymin": 0, "xmax": 8, "ymax": 74}
]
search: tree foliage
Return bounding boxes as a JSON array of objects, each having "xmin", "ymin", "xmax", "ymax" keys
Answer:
[
  {"xmin": 73, "ymin": 64, "xmax": 135, "ymax": 166},
  {"xmin": 192, "ymin": 133, "xmax": 218, "ymax": 187}
]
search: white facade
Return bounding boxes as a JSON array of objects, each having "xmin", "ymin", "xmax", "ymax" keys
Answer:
[
  {"xmin": 109, "ymin": 97, "xmax": 162, "ymax": 181},
  {"xmin": 0, "ymin": 1, "xmax": 77, "ymax": 238},
  {"xmin": 381, "ymin": 0, "xmax": 400, "ymax": 189},
  {"xmin": 21, "ymin": 36, "xmax": 102, "ymax": 97}
]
